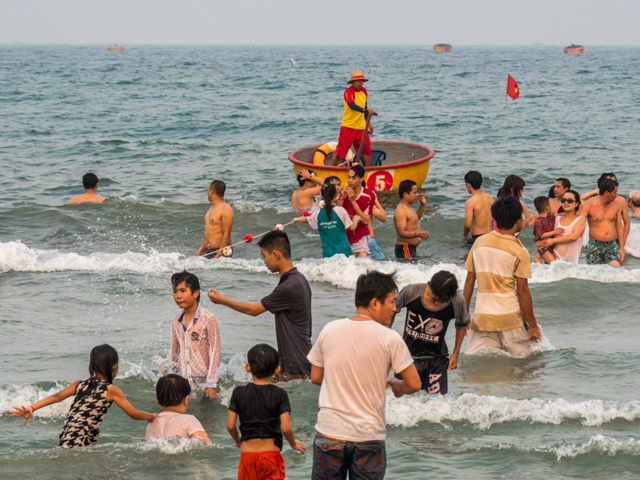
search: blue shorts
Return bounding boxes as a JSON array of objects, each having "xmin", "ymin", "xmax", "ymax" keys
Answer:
[
  {"xmin": 312, "ymin": 433, "xmax": 386, "ymax": 480},
  {"xmin": 367, "ymin": 237, "xmax": 385, "ymax": 261}
]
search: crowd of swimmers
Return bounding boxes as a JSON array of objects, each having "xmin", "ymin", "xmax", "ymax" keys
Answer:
[{"xmin": 18, "ymin": 69, "xmax": 636, "ymax": 478}]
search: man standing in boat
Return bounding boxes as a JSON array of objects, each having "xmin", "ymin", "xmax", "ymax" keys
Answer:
[{"xmin": 333, "ymin": 71, "xmax": 376, "ymax": 167}]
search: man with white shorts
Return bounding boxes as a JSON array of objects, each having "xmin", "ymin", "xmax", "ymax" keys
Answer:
[{"xmin": 463, "ymin": 196, "xmax": 542, "ymax": 357}]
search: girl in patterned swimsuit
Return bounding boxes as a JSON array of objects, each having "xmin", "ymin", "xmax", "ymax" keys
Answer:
[{"xmin": 10, "ymin": 344, "xmax": 156, "ymax": 448}]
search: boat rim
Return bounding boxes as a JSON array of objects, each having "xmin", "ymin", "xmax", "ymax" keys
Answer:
[{"xmin": 288, "ymin": 140, "xmax": 434, "ymax": 171}]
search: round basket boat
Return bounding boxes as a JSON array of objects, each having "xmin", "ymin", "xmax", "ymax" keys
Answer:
[{"xmin": 288, "ymin": 140, "xmax": 434, "ymax": 192}]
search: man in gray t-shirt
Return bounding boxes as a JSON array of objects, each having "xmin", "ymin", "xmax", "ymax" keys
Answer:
[{"xmin": 208, "ymin": 231, "xmax": 312, "ymax": 379}]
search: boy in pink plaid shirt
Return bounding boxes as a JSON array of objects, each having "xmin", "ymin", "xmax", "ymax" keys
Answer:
[{"xmin": 159, "ymin": 271, "xmax": 221, "ymax": 399}]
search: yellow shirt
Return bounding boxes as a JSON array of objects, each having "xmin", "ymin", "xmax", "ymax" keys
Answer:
[{"xmin": 341, "ymin": 86, "xmax": 367, "ymax": 130}]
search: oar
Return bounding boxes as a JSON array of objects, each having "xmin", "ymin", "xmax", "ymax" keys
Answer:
[
  {"xmin": 355, "ymin": 112, "xmax": 378, "ymax": 166},
  {"xmin": 201, "ymin": 212, "xmax": 310, "ymax": 258}
]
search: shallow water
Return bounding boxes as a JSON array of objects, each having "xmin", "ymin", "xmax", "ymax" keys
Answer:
[{"xmin": 1, "ymin": 45, "xmax": 639, "ymax": 479}]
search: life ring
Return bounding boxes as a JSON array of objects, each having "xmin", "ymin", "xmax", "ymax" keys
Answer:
[{"xmin": 313, "ymin": 142, "xmax": 354, "ymax": 165}]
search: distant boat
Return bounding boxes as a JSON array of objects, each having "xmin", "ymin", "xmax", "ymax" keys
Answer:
[
  {"xmin": 107, "ymin": 44, "xmax": 124, "ymax": 51},
  {"xmin": 434, "ymin": 44, "xmax": 452, "ymax": 52},
  {"xmin": 564, "ymin": 44, "xmax": 584, "ymax": 54}
]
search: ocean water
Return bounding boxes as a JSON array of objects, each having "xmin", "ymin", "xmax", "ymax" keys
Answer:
[{"xmin": 1, "ymin": 45, "xmax": 640, "ymax": 479}]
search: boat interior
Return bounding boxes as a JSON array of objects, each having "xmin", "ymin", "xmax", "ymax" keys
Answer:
[{"xmin": 292, "ymin": 141, "xmax": 432, "ymax": 167}]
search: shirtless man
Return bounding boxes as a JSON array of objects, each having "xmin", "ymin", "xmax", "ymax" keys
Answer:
[
  {"xmin": 196, "ymin": 180, "xmax": 234, "ymax": 259},
  {"xmin": 581, "ymin": 178, "xmax": 625, "ymax": 265},
  {"xmin": 462, "ymin": 171, "xmax": 494, "ymax": 246},
  {"xmin": 70, "ymin": 173, "xmax": 106, "ymax": 204},
  {"xmin": 548, "ymin": 178, "xmax": 571, "ymax": 214},
  {"xmin": 582, "ymin": 173, "xmax": 631, "ymax": 244},
  {"xmin": 291, "ymin": 169, "xmax": 324, "ymax": 209},
  {"xmin": 394, "ymin": 180, "xmax": 429, "ymax": 260}
]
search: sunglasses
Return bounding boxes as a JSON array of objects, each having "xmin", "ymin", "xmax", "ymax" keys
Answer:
[{"xmin": 561, "ymin": 198, "xmax": 576, "ymax": 204}]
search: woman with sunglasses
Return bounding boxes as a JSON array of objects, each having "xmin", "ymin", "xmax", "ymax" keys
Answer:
[{"xmin": 543, "ymin": 190, "xmax": 586, "ymax": 263}]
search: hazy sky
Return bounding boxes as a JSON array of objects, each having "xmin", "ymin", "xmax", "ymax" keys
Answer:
[{"xmin": 2, "ymin": 0, "xmax": 639, "ymax": 46}]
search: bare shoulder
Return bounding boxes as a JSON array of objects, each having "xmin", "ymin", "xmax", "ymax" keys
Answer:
[{"xmin": 222, "ymin": 202, "xmax": 234, "ymax": 216}]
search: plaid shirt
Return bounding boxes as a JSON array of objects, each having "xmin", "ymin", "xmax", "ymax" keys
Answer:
[{"xmin": 163, "ymin": 306, "xmax": 221, "ymax": 390}]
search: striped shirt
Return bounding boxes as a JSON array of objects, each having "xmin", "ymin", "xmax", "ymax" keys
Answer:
[{"xmin": 465, "ymin": 231, "xmax": 531, "ymax": 332}]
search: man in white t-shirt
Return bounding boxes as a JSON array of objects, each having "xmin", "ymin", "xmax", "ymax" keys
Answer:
[{"xmin": 307, "ymin": 271, "xmax": 421, "ymax": 479}]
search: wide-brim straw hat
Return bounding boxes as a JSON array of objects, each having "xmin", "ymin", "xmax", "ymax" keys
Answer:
[{"xmin": 347, "ymin": 71, "xmax": 369, "ymax": 84}]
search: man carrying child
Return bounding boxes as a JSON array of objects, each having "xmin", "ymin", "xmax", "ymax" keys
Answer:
[{"xmin": 227, "ymin": 344, "xmax": 305, "ymax": 480}]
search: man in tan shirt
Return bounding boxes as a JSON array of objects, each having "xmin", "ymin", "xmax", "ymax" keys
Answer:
[{"xmin": 464, "ymin": 196, "xmax": 541, "ymax": 357}]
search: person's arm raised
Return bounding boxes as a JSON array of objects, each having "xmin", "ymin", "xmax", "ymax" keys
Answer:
[
  {"xmin": 207, "ymin": 289, "xmax": 267, "ymax": 317},
  {"xmin": 10, "ymin": 381, "xmax": 81, "ymax": 426},
  {"xmin": 107, "ymin": 385, "xmax": 156, "ymax": 422}
]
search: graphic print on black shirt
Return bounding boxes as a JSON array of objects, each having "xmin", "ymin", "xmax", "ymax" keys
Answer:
[{"xmin": 403, "ymin": 297, "xmax": 455, "ymax": 358}]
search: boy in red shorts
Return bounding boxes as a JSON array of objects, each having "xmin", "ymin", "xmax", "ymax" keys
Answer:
[
  {"xmin": 227, "ymin": 344, "xmax": 305, "ymax": 480},
  {"xmin": 333, "ymin": 71, "xmax": 377, "ymax": 167}
]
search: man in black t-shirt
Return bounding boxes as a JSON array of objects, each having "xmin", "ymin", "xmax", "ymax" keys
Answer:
[
  {"xmin": 208, "ymin": 230, "xmax": 313, "ymax": 379},
  {"xmin": 393, "ymin": 271, "xmax": 469, "ymax": 395}
]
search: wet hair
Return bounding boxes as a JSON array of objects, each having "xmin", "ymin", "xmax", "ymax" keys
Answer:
[
  {"xmin": 296, "ymin": 171, "xmax": 308, "ymax": 187},
  {"xmin": 491, "ymin": 196, "xmax": 523, "ymax": 230},
  {"xmin": 209, "ymin": 180, "xmax": 226, "ymax": 198},
  {"xmin": 556, "ymin": 178, "xmax": 571, "ymax": 190},
  {"xmin": 464, "ymin": 171, "xmax": 482, "ymax": 190},
  {"xmin": 628, "ymin": 191, "xmax": 640, "ymax": 208},
  {"xmin": 156, "ymin": 374, "xmax": 191, "ymax": 407},
  {"xmin": 398, "ymin": 180, "xmax": 417, "ymax": 199},
  {"xmin": 533, "ymin": 196, "xmax": 550, "ymax": 214},
  {"xmin": 497, "ymin": 175, "xmax": 526, "ymax": 199},
  {"xmin": 258, "ymin": 230, "xmax": 291, "ymax": 259},
  {"xmin": 429, "ymin": 271, "xmax": 459, "ymax": 304},
  {"xmin": 88, "ymin": 344, "xmax": 118, "ymax": 387},
  {"xmin": 324, "ymin": 176, "xmax": 341, "ymax": 186},
  {"xmin": 560, "ymin": 190, "xmax": 581, "ymax": 211},
  {"xmin": 349, "ymin": 164, "xmax": 365, "ymax": 179},
  {"xmin": 83, "ymin": 173, "xmax": 99, "ymax": 189},
  {"xmin": 247, "ymin": 343, "xmax": 280, "ymax": 379},
  {"xmin": 321, "ymin": 183, "xmax": 337, "ymax": 219},
  {"xmin": 171, "ymin": 271, "xmax": 201, "ymax": 303},
  {"xmin": 598, "ymin": 178, "xmax": 618, "ymax": 195},
  {"xmin": 597, "ymin": 172, "xmax": 618, "ymax": 188},
  {"xmin": 547, "ymin": 186, "xmax": 555, "ymax": 199},
  {"xmin": 355, "ymin": 271, "xmax": 397, "ymax": 308}
]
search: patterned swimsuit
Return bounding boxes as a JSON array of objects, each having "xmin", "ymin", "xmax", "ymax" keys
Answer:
[{"xmin": 58, "ymin": 378, "xmax": 112, "ymax": 448}]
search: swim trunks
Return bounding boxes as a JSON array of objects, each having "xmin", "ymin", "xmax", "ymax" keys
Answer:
[
  {"xmin": 395, "ymin": 243, "xmax": 417, "ymax": 260},
  {"xmin": 201, "ymin": 247, "xmax": 233, "ymax": 259},
  {"xmin": 368, "ymin": 237, "xmax": 385, "ymax": 260},
  {"xmin": 238, "ymin": 451, "xmax": 285, "ymax": 480},
  {"xmin": 585, "ymin": 238, "xmax": 619, "ymax": 265},
  {"xmin": 466, "ymin": 234, "xmax": 483, "ymax": 246}
]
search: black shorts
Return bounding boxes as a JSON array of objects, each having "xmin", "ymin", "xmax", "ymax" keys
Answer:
[
  {"xmin": 395, "ymin": 244, "xmax": 417, "ymax": 260},
  {"xmin": 414, "ymin": 356, "xmax": 449, "ymax": 395}
]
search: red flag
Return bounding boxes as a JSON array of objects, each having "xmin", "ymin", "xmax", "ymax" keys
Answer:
[{"xmin": 507, "ymin": 75, "xmax": 519, "ymax": 100}]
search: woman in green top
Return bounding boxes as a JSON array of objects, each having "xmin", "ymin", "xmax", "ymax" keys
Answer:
[{"xmin": 294, "ymin": 184, "xmax": 361, "ymax": 258}]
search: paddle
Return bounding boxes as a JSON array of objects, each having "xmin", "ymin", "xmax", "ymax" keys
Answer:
[{"xmin": 355, "ymin": 111, "xmax": 378, "ymax": 166}]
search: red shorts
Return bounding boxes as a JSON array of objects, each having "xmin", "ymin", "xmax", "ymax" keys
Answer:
[
  {"xmin": 238, "ymin": 451, "xmax": 285, "ymax": 480},
  {"xmin": 336, "ymin": 126, "xmax": 372, "ymax": 159}
]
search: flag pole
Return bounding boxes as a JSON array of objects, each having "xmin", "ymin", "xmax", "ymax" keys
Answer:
[{"xmin": 504, "ymin": 75, "xmax": 508, "ymax": 107}]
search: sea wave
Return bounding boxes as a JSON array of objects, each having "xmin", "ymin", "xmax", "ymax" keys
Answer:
[
  {"xmin": 543, "ymin": 434, "xmax": 640, "ymax": 460},
  {"xmin": 2, "ymin": 241, "xmax": 640, "ymax": 286},
  {"xmin": 385, "ymin": 392, "xmax": 640, "ymax": 429}
]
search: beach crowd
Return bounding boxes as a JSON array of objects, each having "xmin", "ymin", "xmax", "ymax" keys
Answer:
[{"xmin": 9, "ymin": 70, "xmax": 640, "ymax": 480}]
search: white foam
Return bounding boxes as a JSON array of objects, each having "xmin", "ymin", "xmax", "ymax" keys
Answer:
[
  {"xmin": 385, "ymin": 392, "xmax": 640, "ymax": 429},
  {"xmin": 0, "ymin": 383, "xmax": 73, "ymax": 420},
  {"xmin": 2, "ymin": 241, "xmax": 639, "ymax": 285},
  {"xmin": 544, "ymin": 434, "xmax": 640, "ymax": 460}
]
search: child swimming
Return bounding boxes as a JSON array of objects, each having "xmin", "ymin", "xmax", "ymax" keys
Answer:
[{"xmin": 10, "ymin": 344, "xmax": 156, "ymax": 448}]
